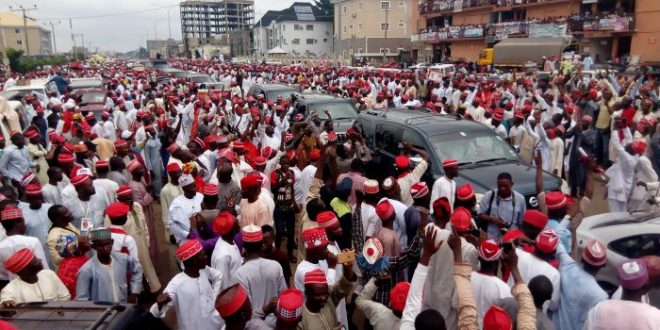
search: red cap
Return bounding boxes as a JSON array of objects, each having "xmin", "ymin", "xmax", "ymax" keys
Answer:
[
  {"xmin": 240, "ymin": 175, "xmax": 259, "ymax": 189},
  {"xmin": 242, "ymin": 224, "xmax": 263, "ymax": 242},
  {"xmin": 114, "ymin": 139, "xmax": 128, "ymax": 149},
  {"xmin": 535, "ymin": 228, "xmax": 559, "ymax": 254},
  {"xmin": 166, "ymin": 163, "xmax": 181, "ymax": 173},
  {"xmin": 24, "ymin": 183, "xmax": 42, "ymax": 196},
  {"xmin": 410, "ymin": 182, "xmax": 429, "ymax": 199},
  {"xmin": 456, "ymin": 183, "xmax": 474, "ymax": 201},
  {"xmin": 450, "ymin": 207, "xmax": 472, "ymax": 232},
  {"xmin": 57, "ymin": 153, "xmax": 75, "ymax": 165},
  {"xmin": 232, "ymin": 141, "xmax": 245, "ymax": 150},
  {"xmin": 502, "ymin": 229, "xmax": 526, "ymax": 243},
  {"xmin": 216, "ymin": 284, "xmax": 249, "ymax": 318},
  {"xmin": 301, "ymin": 227, "xmax": 328, "ymax": 249},
  {"xmin": 116, "ymin": 185, "xmax": 132, "ymax": 198},
  {"xmin": 213, "ymin": 211, "xmax": 235, "ymax": 235},
  {"xmin": 252, "ymin": 156, "xmax": 267, "ymax": 167},
  {"xmin": 106, "ymin": 202, "xmax": 130, "ymax": 218},
  {"xmin": 432, "ymin": 197, "xmax": 451, "ymax": 216},
  {"xmin": 70, "ymin": 174, "xmax": 90, "ymax": 187},
  {"xmin": 442, "ymin": 159, "xmax": 458, "ymax": 168},
  {"xmin": 545, "ymin": 191, "xmax": 567, "ymax": 211},
  {"xmin": 25, "ymin": 130, "xmax": 39, "ymax": 139},
  {"xmin": 95, "ymin": 160, "xmax": 109, "ymax": 169},
  {"xmin": 375, "ymin": 199, "xmax": 395, "ymax": 221},
  {"xmin": 582, "ymin": 239, "xmax": 607, "ymax": 267},
  {"xmin": 522, "ymin": 210, "xmax": 549, "ymax": 229},
  {"xmin": 304, "ymin": 268, "xmax": 327, "ymax": 285},
  {"xmin": 127, "ymin": 159, "xmax": 142, "ymax": 173},
  {"xmin": 203, "ymin": 183, "xmax": 218, "ymax": 196},
  {"xmin": 395, "ymin": 155, "xmax": 410, "ymax": 169},
  {"xmin": 327, "ymin": 131, "xmax": 337, "ymax": 143},
  {"xmin": 493, "ymin": 111, "xmax": 504, "ymax": 121},
  {"xmin": 316, "ymin": 211, "xmax": 339, "ymax": 228},
  {"xmin": 390, "ymin": 282, "xmax": 411, "ymax": 312},
  {"xmin": 483, "ymin": 305, "xmax": 512, "ymax": 330},
  {"xmin": 309, "ymin": 149, "xmax": 321, "ymax": 161},
  {"xmin": 363, "ymin": 180, "xmax": 379, "ymax": 194},
  {"xmin": 514, "ymin": 111, "xmax": 524, "ymax": 120},
  {"xmin": 479, "ymin": 239, "xmax": 502, "ymax": 261},
  {"xmin": 176, "ymin": 239, "xmax": 203, "ymax": 261},
  {"xmin": 1, "ymin": 206, "xmax": 22, "ymax": 221},
  {"xmin": 193, "ymin": 137, "xmax": 206, "ymax": 150},
  {"xmin": 276, "ymin": 288, "xmax": 304, "ymax": 321},
  {"xmin": 261, "ymin": 147, "xmax": 274, "ymax": 159},
  {"xmin": 4, "ymin": 248, "xmax": 35, "ymax": 274}
]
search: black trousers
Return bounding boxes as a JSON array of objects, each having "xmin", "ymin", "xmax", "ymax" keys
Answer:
[{"xmin": 274, "ymin": 208, "xmax": 296, "ymax": 257}]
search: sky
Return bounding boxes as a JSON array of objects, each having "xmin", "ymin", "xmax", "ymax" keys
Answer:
[{"xmin": 3, "ymin": 0, "xmax": 313, "ymax": 53}]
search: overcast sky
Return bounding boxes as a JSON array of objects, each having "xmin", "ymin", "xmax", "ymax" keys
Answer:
[{"xmin": 5, "ymin": 0, "xmax": 312, "ymax": 53}]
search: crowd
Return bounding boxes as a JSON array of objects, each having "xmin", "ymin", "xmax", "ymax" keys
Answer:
[{"xmin": 0, "ymin": 57, "xmax": 658, "ymax": 330}]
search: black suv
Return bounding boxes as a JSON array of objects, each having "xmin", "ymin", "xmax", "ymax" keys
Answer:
[
  {"xmin": 355, "ymin": 108, "xmax": 562, "ymax": 208},
  {"xmin": 291, "ymin": 93, "xmax": 359, "ymax": 142},
  {"xmin": 247, "ymin": 83, "xmax": 299, "ymax": 101}
]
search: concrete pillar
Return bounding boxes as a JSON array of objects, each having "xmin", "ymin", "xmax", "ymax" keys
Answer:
[{"xmin": 611, "ymin": 36, "xmax": 619, "ymax": 60}]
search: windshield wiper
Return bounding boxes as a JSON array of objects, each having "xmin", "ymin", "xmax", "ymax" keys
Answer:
[{"xmin": 474, "ymin": 157, "xmax": 511, "ymax": 164}]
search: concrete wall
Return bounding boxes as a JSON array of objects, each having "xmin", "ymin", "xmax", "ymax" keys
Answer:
[
  {"xmin": 338, "ymin": 37, "xmax": 412, "ymax": 55},
  {"xmin": 278, "ymin": 21, "xmax": 333, "ymax": 56},
  {"xmin": 335, "ymin": 0, "xmax": 415, "ymax": 40},
  {"xmin": 452, "ymin": 9, "xmax": 491, "ymax": 25},
  {"xmin": 630, "ymin": 0, "xmax": 660, "ymax": 63},
  {"xmin": 450, "ymin": 40, "xmax": 486, "ymax": 62}
]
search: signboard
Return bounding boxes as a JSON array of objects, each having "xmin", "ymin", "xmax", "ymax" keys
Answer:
[
  {"xmin": 464, "ymin": 27, "xmax": 484, "ymax": 38},
  {"xmin": 598, "ymin": 18, "xmax": 616, "ymax": 30},
  {"xmin": 613, "ymin": 17, "xmax": 631, "ymax": 32},
  {"xmin": 454, "ymin": 0, "xmax": 462, "ymax": 12},
  {"xmin": 448, "ymin": 26, "xmax": 462, "ymax": 39},
  {"xmin": 529, "ymin": 23, "xmax": 567, "ymax": 38}
]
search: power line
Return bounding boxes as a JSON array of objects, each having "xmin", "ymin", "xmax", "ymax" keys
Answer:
[{"xmin": 34, "ymin": 4, "xmax": 178, "ymax": 21}]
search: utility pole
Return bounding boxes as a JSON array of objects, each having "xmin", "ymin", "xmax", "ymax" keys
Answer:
[
  {"xmin": 44, "ymin": 21, "xmax": 61, "ymax": 54},
  {"xmin": 10, "ymin": 5, "xmax": 38, "ymax": 55}
]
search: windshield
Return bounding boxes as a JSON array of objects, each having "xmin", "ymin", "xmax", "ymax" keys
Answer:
[
  {"xmin": 81, "ymin": 92, "xmax": 106, "ymax": 104},
  {"xmin": 309, "ymin": 102, "xmax": 358, "ymax": 120},
  {"xmin": 430, "ymin": 130, "xmax": 518, "ymax": 164},
  {"xmin": 266, "ymin": 89, "xmax": 296, "ymax": 101},
  {"xmin": 190, "ymin": 75, "xmax": 212, "ymax": 83}
]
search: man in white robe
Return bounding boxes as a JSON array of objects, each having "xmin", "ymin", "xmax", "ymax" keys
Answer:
[
  {"xmin": 431, "ymin": 160, "xmax": 459, "ymax": 213},
  {"xmin": 606, "ymin": 127, "xmax": 640, "ymax": 212},
  {"xmin": 0, "ymin": 206, "xmax": 50, "ymax": 282},
  {"xmin": 168, "ymin": 175, "xmax": 203, "ymax": 244},
  {"xmin": 0, "ymin": 248, "xmax": 70, "ymax": 305}
]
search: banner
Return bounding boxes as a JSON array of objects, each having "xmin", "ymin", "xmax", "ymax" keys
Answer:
[
  {"xmin": 448, "ymin": 26, "xmax": 462, "ymax": 39},
  {"xmin": 454, "ymin": 0, "xmax": 463, "ymax": 12},
  {"xmin": 529, "ymin": 23, "xmax": 567, "ymax": 38},
  {"xmin": 613, "ymin": 17, "xmax": 631, "ymax": 32},
  {"xmin": 598, "ymin": 18, "xmax": 616, "ymax": 30},
  {"xmin": 464, "ymin": 27, "xmax": 484, "ymax": 38}
]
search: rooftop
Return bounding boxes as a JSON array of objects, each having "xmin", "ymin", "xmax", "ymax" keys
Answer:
[
  {"xmin": 0, "ymin": 12, "xmax": 39, "ymax": 28},
  {"xmin": 255, "ymin": 2, "xmax": 332, "ymax": 27}
]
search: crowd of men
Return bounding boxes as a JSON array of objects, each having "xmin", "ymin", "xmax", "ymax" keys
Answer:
[{"xmin": 0, "ymin": 58, "xmax": 658, "ymax": 330}]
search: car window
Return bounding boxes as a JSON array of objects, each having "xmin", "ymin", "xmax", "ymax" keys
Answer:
[
  {"xmin": 402, "ymin": 129, "xmax": 429, "ymax": 163},
  {"xmin": 267, "ymin": 89, "xmax": 296, "ymax": 101},
  {"xmin": 81, "ymin": 92, "xmax": 106, "ymax": 104},
  {"xmin": 376, "ymin": 123, "xmax": 403, "ymax": 155},
  {"xmin": 609, "ymin": 234, "xmax": 660, "ymax": 259},
  {"xmin": 429, "ymin": 130, "xmax": 517, "ymax": 164},
  {"xmin": 308, "ymin": 102, "xmax": 357, "ymax": 120}
]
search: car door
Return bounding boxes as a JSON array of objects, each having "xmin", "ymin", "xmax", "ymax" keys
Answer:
[
  {"xmin": 368, "ymin": 122, "xmax": 404, "ymax": 181},
  {"xmin": 402, "ymin": 128, "xmax": 437, "ymax": 185}
]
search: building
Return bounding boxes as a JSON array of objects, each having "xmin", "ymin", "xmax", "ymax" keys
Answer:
[
  {"xmin": 414, "ymin": 0, "xmax": 659, "ymax": 64},
  {"xmin": 0, "ymin": 12, "xmax": 53, "ymax": 57},
  {"xmin": 332, "ymin": 0, "xmax": 419, "ymax": 59},
  {"xmin": 254, "ymin": 2, "xmax": 334, "ymax": 58},
  {"xmin": 179, "ymin": 0, "xmax": 254, "ymax": 57},
  {"xmin": 146, "ymin": 39, "xmax": 181, "ymax": 58}
]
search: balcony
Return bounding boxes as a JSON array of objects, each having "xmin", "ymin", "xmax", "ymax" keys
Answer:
[
  {"xmin": 420, "ymin": 0, "xmax": 571, "ymax": 16},
  {"xmin": 415, "ymin": 15, "xmax": 634, "ymax": 44}
]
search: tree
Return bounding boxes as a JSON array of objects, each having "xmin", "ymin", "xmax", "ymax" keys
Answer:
[
  {"xmin": 137, "ymin": 47, "xmax": 148, "ymax": 59},
  {"xmin": 6, "ymin": 48, "xmax": 24, "ymax": 73},
  {"xmin": 313, "ymin": 0, "xmax": 334, "ymax": 16}
]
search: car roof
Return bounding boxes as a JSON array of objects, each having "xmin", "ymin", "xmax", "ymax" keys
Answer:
[
  {"xmin": 254, "ymin": 84, "xmax": 296, "ymax": 91},
  {"xmin": 359, "ymin": 108, "xmax": 487, "ymax": 136},
  {"xmin": 577, "ymin": 211, "xmax": 660, "ymax": 242},
  {"xmin": 298, "ymin": 93, "xmax": 349, "ymax": 104}
]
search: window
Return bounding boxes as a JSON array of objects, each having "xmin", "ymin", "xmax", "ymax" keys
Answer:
[
  {"xmin": 399, "ymin": 1, "xmax": 405, "ymax": 7},
  {"xmin": 358, "ymin": 1, "xmax": 363, "ymax": 9},
  {"xmin": 381, "ymin": 1, "xmax": 390, "ymax": 10},
  {"xmin": 357, "ymin": 48, "xmax": 363, "ymax": 53},
  {"xmin": 306, "ymin": 24, "xmax": 314, "ymax": 31},
  {"xmin": 609, "ymin": 234, "xmax": 660, "ymax": 259},
  {"xmin": 380, "ymin": 23, "xmax": 389, "ymax": 31},
  {"xmin": 306, "ymin": 39, "xmax": 315, "ymax": 44},
  {"xmin": 16, "ymin": 40, "xmax": 22, "ymax": 45},
  {"xmin": 399, "ymin": 22, "xmax": 404, "ymax": 28},
  {"xmin": 343, "ymin": 5, "xmax": 347, "ymax": 13},
  {"xmin": 294, "ymin": 24, "xmax": 303, "ymax": 30},
  {"xmin": 14, "ymin": 28, "xmax": 20, "ymax": 33},
  {"xmin": 376, "ymin": 123, "xmax": 403, "ymax": 154},
  {"xmin": 292, "ymin": 38, "xmax": 300, "ymax": 45},
  {"xmin": 358, "ymin": 24, "xmax": 363, "ymax": 31},
  {"xmin": 282, "ymin": 25, "xmax": 285, "ymax": 31},
  {"xmin": 323, "ymin": 38, "xmax": 328, "ymax": 42},
  {"xmin": 343, "ymin": 26, "xmax": 347, "ymax": 33}
]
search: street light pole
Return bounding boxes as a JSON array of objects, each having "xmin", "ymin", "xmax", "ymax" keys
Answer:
[{"xmin": 151, "ymin": 3, "xmax": 173, "ymax": 40}]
